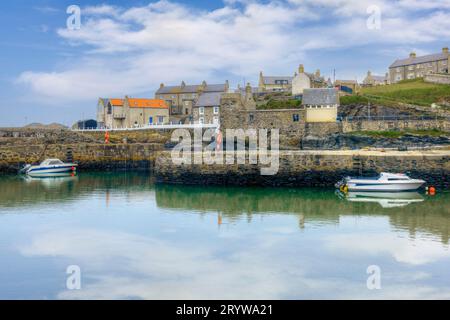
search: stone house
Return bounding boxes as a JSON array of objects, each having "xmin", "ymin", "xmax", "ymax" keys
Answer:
[
  {"xmin": 98, "ymin": 97, "xmax": 169, "ymax": 129},
  {"xmin": 155, "ymin": 81, "xmax": 229, "ymax": 116},
  {"xmin": 302, "ymin": 88, "xmax": 339, "ymax": 123},
  {"xmin": 362, "ymin": 71, "xmax": 389, "ymax": 86},
  {"xmin": 389, "ymin": 48, "xmax": 450, "ymax": 83},
  {"xmin": 259, "ymin": 66, "xmax": 327, "ymax": 93},
  {"xmin": 192, "ymin": 92, "xmax": 222, "ymax": 125},
  {"xmin": 258, "ymin": 72, "xmax": 293, "ymax": 93},
  {"xmin": 97, "ymin": 98, "xmax": 125, "ymax": 129}
]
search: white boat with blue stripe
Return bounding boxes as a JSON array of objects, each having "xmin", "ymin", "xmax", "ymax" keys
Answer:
[
  {"xmin": 22, "ymin": 159, "xmax": 78, "ymax": 177},
  {"xmin": 336, "ymin": 172, "xmax": 425, "ymax": 192}
]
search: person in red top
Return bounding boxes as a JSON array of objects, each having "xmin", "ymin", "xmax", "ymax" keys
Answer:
[{"xmin": 105, "ymin": 131, "xmax": 110, "ymax": 144}]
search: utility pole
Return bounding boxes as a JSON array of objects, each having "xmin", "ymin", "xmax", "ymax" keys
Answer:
[{"xmin": 368, "ymin": 101, "xmax": 371, "ymax": 120}]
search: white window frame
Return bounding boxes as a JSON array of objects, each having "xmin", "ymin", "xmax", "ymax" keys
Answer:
[
  {"xmin": 213, "ymin": 116, "xmax": 219, "ymax": 125},
  {"xmin": 213, "ymin": 106, "xmax": 219, "ymax": 114},
  {"xmin": 199, "ymin": 107, "xmax": 205, "ymax": 115},
  {"xmin": 199, "ymin": 117, "xmax": 204, "ymax": 124}
]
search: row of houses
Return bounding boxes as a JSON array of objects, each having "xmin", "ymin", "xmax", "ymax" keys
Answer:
[{"xmin": 95, "ymin": 47, "xmax": 450, "ymax": 129}]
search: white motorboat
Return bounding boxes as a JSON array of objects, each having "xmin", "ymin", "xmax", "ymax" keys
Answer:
[
  {"xmin": 335, "ymin": 172, "xmax": 425, "ymax": 192},
  {"xmin": 21, "ymin": 159, "xmax": 78, "ymax": 177}
]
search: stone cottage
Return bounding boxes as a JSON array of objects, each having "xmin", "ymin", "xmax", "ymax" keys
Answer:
[
  {"xmin": 389, "ymin": 47, "xmax": 450, "ymax": 83},
  {"xmin": 97, "ymin": 97, "xmax": 169, "ymax": 129},
  {"xmin": 362, "ymin": 71, "xmax": 389, "ymax": 86},
  {"xmin": 259, "ymin": 66, "xmax": 327, "ymax": 93},
  {"xmin": 192, "ymin": 92, "xmax": 222, "ymax": 125},
  {"xmin": 155, "ymin": 81, "xmax": 229, "ymax": 116}
]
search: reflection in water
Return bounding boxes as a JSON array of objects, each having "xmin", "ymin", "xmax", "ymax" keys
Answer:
[
  {"xmin": 342, "ymin": 191, "xmax": 424, "ymax": 208},
  {"xmin": 0, "ymin": 173, "xmax": 450, "ymax": 299}
]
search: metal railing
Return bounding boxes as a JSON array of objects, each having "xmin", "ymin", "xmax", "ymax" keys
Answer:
[{"xmin": 72, "ymin": 123, "xmax": 219, "ymax": 132}]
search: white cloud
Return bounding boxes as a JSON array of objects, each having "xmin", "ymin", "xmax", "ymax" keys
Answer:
[
  {"xmin": 327, "ymin": 233, "xmax": 450, "ymax": 265},
  {"xmin": 17, "ymin": 0, "xmax": 450, "ymax": 105}
]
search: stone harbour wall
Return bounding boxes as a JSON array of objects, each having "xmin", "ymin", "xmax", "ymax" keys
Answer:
[
  {"xmin": 342, "ymin": 119, "xmax": 450, "ymax": 133},
  {"xmin": 0, "ymin": 143, "xmax": 163, "ymax": 173},
  {"xmin": 155, "ymin": 150, "xmax": 450, "ymax": 188}
]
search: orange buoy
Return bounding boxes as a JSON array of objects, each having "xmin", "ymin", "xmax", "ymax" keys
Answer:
[
  {"xmin": 105, "ymin": 131, "xmax": 110, "ymax": 144},
  {"xmin": 429, "ymin": 186, "xmax": 436, "ymax": 195}
]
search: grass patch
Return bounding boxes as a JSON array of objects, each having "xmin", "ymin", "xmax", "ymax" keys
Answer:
[
  {"xmin": 257, "ymin": 98, "xmax": 302, "ymax": 110},
  {"xmin": 340, "ymin": 95, "xmax": 370, "ymax": 105},
  {"xmin": 360, "ymin": 78, "xmax": 450, "ymax": 107},
  {"xmin": 351, "ymin": 128, "xmax": 449, "ymax": 138}
]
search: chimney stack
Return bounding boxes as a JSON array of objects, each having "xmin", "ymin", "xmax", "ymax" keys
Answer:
[
  {"xmin": 410, "ymin": 52, "xmax": 416, "ymax": 58},
  {"xmin": 443, "ymin": 47, "xmax": 449, "ymax": 54},
  {"xmin": 299, "ymin": 64, "xmax": 305, "ymax": 74}
]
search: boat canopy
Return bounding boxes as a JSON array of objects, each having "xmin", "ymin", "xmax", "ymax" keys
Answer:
[{"xmin": 40, "ymin": 159, "xmax": 65, "ymax": 166}]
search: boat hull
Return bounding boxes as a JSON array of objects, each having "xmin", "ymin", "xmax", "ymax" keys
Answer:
[
  {"xmin": 27, "ymin": 165, "xmax": 77, "ymax": 177},
  {"xmin": 347, "ymin": 181, "xmax": 424, "ymax": 192}
]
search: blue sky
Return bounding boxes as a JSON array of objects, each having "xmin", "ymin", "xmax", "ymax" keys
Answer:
[{"xmin": 1, "ymin": 0, "xmax": 450, "ymax": 127}]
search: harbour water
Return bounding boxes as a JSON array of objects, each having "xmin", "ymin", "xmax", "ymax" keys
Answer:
[{"xmin": 0, "ymin": 173, "xmax": 449, "ymax": 299}]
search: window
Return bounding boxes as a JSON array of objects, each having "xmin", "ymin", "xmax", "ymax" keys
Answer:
[
  {"xmin": 184, "ymin": 101, "xmax": 189, "ymax": 106},
  {"xmin": 160, "ymin": 95, "xmax": 164, "ymax": 99},
  {"xmin": 199, "ymin": 117, "xmax": 204, "ymax": 124},
  {"xmin": 408, "ymin": 66, "xmax": 414, "ymax": 71},
  {"xmin": 396, "ymin": 67, "xmax": 401, "ymax": 72},
  {"xmin": 199, "ymin": 107, "xmax": 205, "ymax": 115},
  {"xmin": 158, "ymin": 116, "xmax": 164, "ymax": 124},
  {"xmin": 213, "ymin": 106, "xmax": 219, "ymax": 114},
  {"xmin": 107, "ymin": 103, "xmax": 112, "ymax": 115},
  {"xmin": 293, "ymin": 114, "xmax": 300, "ymax": 122},
  {"xmin": 249, "ymin": 113, "xmax": 254, "ymax": 122},
  {"xmin": 171, "ymin": 95, "xmax": 176, "ymax": 99},
  {"xmin": 213, "ymin": 116, "xmax": 219, "ymax": 124}
]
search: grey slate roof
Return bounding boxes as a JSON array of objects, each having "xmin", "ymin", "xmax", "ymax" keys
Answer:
[
  {"xmin": 390, "ymin": 52, "xmax": 448, "ymax": 68},
  {"xmin": 262, "ymin": 76, "xmax": 293, "ymax": 85},
  {"xmin": 194, "ymin": 92, "xmax": 222, "ymax": 107},
  {"xmin": 302, "ymin": 88, "xmax": 339, "ymax": 106},
  {"xmin": 156, "ymin": 83, "xmax": 227, "ymax": 95},
  {"xmin": 371, "ymin": 75, "xmax": 387, "ymax": 82}
]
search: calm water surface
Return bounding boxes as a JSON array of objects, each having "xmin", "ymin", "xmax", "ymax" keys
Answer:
[{"xmin": 0, "ymin": 173, "xmax": 449, "ymax": 299}]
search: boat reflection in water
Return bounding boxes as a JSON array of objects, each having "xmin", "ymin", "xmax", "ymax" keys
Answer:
[
  {"xmin": 341, "ymin": 191, "xmax": 425, "ymax": 208},
  {"xmin": 22, "ymin": 172, "xmax": 78, "ymax": 187}
]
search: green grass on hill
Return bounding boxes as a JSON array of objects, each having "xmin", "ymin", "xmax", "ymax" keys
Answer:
[
  {"xmin": 359, "ymin": 78, "xmax": 450, "ymax": 107},
  {"xmin": 257, "ymin": 98, "xmax": 302, "ymax": 110},
  {"xmin": 351, "ymin": 129, "xmax": 449, "ymax": 138}
]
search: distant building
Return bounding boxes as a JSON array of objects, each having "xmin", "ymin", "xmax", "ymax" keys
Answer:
[
  {"xmin": 259, "ymin": 66, "xmax": 327, "ymax": 93},
  {"xmin": 258, "ymin": 72, "xmax": 293, "ymax": 93},
  {"xmin": 97, "ymin": 97, "xmax": 169, "ymax": 129},
  {"xmin": 73, "ymin": 119, "xmax": 97, "ymax": 130},
  {"xmin": 302, "ymin": 88, "xmax": 339, "ymax": 123},
  {"xmin": 335, "ymin": 80, "xmax": 359, "ymax": 94},
  {"xmin": 389, "ymin": 47, "xmax": 450, "ymax": 83},
  {"xmin": 155, "ymin": 81, "xmax": 229, "ymax": 116},
  {"xmin": 292, "ymin": 64, "xmax": 311, "ymax": 96},
  {"xmin": 362, "ymin": 71, "xmax": 389, "ymax": 86}
]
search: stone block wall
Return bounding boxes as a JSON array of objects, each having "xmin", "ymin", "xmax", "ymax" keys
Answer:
[
  {"xmin": 155, "ymin": 150, "xmax": 450, "ymax": 188},
  {"xmin": 424, "ymin": 73, "xmax": 450, "ymax": 85},
  {"xmin": 342, "ymin": 119, "xmax": 450, "ymax": 133},
  {"xmin": 0, "ymin": 143, "xmax": 163, "ymax": 173}
]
